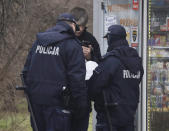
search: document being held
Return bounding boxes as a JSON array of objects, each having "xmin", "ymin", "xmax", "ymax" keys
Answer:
[{"xmin": 85, "ymin": 61, "xmax": 98, "ymax": 80}]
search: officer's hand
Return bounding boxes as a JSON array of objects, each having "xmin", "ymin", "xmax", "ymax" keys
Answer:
[{"xmin": 82, "ymin": 45, "xmax": 92, "ymax": 60}]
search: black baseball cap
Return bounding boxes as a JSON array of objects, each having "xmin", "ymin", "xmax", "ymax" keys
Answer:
[
  {"xmin": 104, "ymin": 25, "xmax": 127, "ymax": 39},
  {"xmin": 57, "ymin": 13, "xmax": 77, "ymax": 24}
]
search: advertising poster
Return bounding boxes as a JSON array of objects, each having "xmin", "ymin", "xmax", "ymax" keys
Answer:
[
  {"xmin": 133, "ymin": 0, "xmax": 139, "ymax": 10},
  {"xmin": 104, "ymin": 15, "xmax": 117, "ymax": 34},
  {"xmin": 131, "ymin": 26, "xmax": 138, "ymax": 47}
]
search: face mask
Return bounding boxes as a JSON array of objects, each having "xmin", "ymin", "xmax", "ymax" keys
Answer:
[
  {"xmin": 107, "ymin": 34, "xmax": 112, "ymax": 46},
  {"xmin": 75, "ymin": 24, "xmax": 80, "ymax": 31}
]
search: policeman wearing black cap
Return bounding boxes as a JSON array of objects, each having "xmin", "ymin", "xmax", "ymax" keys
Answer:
[
  {"xmin": 22, "ymin": 13, "xmax": 89, "ymax": 131},
  {"xmin": 88, "ymin": 25, "xmax": 144, "ymax": 131}
]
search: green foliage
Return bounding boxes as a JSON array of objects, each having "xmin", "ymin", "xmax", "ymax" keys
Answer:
[{"xmin": 0, "ymin": 98, "xmax": 93, "ymax": 131}]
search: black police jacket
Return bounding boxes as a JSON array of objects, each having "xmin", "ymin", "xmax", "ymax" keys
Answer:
[
  {"xmin": 77, "ymin": 29, "xmax": 101, "ymax": 63},
  {"xmin": 88, "ymin": 45, "xmax": 144, "ymax": 126},
  {"xmin": 22, "ymin": 22, "xmax": 87, "ymax": 106}
]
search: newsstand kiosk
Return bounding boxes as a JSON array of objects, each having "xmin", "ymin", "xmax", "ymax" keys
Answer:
[{"xmin": 93, "ymin": 0, "xmax": 169, "ymax": 131}]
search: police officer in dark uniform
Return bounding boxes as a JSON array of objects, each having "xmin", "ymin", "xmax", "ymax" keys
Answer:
[
  {"xmin": 70, "ymin": 7, "xmax": 101, "ymax": 63},
  {"xmin": 88, "ymin": 25, "xmax": 144, "ymax": 131},
  {"xmin": 22, "ymin": 13, "xmax": 89, "ymax": 131}
]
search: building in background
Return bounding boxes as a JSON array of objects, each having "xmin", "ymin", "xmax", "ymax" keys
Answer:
[{"xmin": 93, "ymin": 0, "xmax": 169, "ymax": 131}]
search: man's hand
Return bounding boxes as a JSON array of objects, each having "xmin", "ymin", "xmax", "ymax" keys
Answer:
[{"xmin": 82, "ymin": 45, "xmax": 92, "ymax": 60}]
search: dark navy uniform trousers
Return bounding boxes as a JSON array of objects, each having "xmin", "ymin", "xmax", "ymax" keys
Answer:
[
  {"xmin": 96, "ymin": 123, "xmax": 134, "ymax": 131},
  {"xmin": 30, "ymin": 104, "xmax": 71, "ymax": 131}
]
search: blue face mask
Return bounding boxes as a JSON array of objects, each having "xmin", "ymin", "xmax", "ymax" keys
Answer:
[
  {"xmin": 107, "ymin": 34, "xmax": 112, "ymax": 46},
  {"xmin": 106, "ymin": 34, "xmax": 128, "ymax": 52},
  {"xmin": 107, "ymin": 33, "xmax": 126, "ymax": 45}
]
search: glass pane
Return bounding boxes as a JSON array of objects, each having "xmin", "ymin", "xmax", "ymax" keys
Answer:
[
  {"xmin": 147, "ymin": 0, "xmax": 169, "ymax": 131},
  {"xmin": 103, "ymin": 0, "xmax": 141, "ymax": 54}
]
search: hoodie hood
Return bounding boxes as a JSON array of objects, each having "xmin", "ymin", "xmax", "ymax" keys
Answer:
[
  {"xmin": 36, "ymin": 22, "xmax": 74, "ymax": 46},
  {"xmin": 103, "ymin": 46, "xmax": 143, "ymax": 74}
]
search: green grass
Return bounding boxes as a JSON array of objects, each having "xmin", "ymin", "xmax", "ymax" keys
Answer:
[
  {"xmin": 0, "ymin": 112, "xmax": 93, "ymax": 131},
  {"xmin": 88, "ymin": 112, "xmax": 93, "ymax": 131},
  {"xmin": 0, "ymin": 112, "xmax": 32, "ymax": 131},
  {"xmin": 0, "ymin": 98, "xmax": 32, "ymax": 131},
  {"xmin": 0, "ymin": 98, "xmax": 93, "ymax": 131}
]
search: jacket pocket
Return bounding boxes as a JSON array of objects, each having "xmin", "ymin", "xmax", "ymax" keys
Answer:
[{"xmin": 43, "ymin": 107, "xmax": 71, "ymax": 131}]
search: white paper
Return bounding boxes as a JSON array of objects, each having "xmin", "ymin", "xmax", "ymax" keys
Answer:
[
  {"xmin": 85, "ymin": 61, "xmax": 98, "ymax": 80},
  {"xmin": 104, "ymin": 15, "xmax": 117, "ymax": 34}
]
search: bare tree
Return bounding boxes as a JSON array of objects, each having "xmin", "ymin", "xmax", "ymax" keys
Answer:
[{"xmin": 0, "ymin": 0, "xmax": 93, "ymax": 130}]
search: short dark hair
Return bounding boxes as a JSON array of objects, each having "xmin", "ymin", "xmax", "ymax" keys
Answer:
[{"xmin": 70, "ymin": 7, "xmax": 88, "ymax": 26}]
